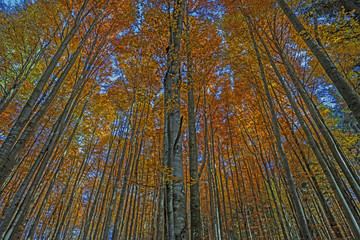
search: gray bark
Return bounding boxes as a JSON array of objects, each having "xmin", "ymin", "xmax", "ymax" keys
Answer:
[
  {"xmin": 163, "ymin": 0, "xmax": 187, "ymax": 239},
  {"xmin": 101, "ymin": 110, "xmax": 133, "ymax": 240},
  {"xmin": 275, "ymin": 0, "xmax": 360, "ymax": 123},
  {"xmin": 0, "ymin": 0, "xmax": 89, "ymax": 179},
  {"xmin": 247, "ymin": 23, "xmax": 312, "ymax": 239},
  {"xmin": 0, "ymin": 4, "xmax": 101, "ymax": 186},
  {"xmin": 260, "ymin": 29, "xmax": 360, "ymax": 238},
  {"xmin": 186, "ymin": 4, "xmax": 202, "ymax": 238}
]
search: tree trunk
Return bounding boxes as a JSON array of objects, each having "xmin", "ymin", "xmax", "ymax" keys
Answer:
[
  {"xmin": 163, "ymin": 0, "xmax": 187, "ymax": 238},
  {"xmin": 247, "ymin": 22, "xmax": 312, "ymax": 239},
  {"xmin": 275, "ymin": 0, "xmax": 360, "ymax": 123},
  {"xmin": 258, "ymin": 29, "xmax": 360, "ymax": 238},
  {"xmin": 0, "ymin": 0, "xmax": 89, "ymax": 179},
  {"xmin": 186, "ymin": 5, "xmax": 202, "ymax": 238}
]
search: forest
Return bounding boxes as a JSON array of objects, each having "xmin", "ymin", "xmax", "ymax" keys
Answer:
[{"xmin": 0, "ymin": 0, "xmax": 359, "ymax": 239}]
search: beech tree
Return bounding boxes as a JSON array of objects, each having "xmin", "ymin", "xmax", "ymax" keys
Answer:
[{"xmin": 0, "ymin": 0, "xmax": 359, "ymax": 239}]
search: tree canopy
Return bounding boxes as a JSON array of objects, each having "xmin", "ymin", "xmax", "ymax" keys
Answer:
[{"xmin": 0, "ymin": 0, "xmax": 360, "ymax": 239}]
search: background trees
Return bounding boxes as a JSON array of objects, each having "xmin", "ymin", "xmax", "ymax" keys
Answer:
[{"xmin": 0, "ymin": 0, "xmax": 359, "ymax": 239}]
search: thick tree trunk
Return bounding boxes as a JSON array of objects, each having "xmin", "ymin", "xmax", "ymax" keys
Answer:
[
  {"xmin": 163, "ymin": 0, "xmax": 187, "ymax": 239},
  {"xmin": 275, "ymin": 0, "xmax": 360, "ymax": 123}
]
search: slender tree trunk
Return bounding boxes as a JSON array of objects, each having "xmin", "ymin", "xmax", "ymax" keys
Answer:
[
  {"xmin": 112, "ymin": 106, "xmax": 142, "ymax": 240},
  {"xmin": 247, "ymin": 23, "xmax": 312, "ymax": 239},
  {"xmin": 102, "ymin": 108, "xmax": 134, "ymax": 240},
  {"xmin": 259, "ymin": 31, "xmax": 360, "ymax": 238},
  {"xmin": 186, "ymin": 10, "xmax": 202, "ymax": 238},
  {"xmin": 275, "ymin": 0, "xmax": 360, "ymax": 123},
  {"xmin": 0, "ymin": 8, "xmax": 101, "ymax": 186},
  {"xmin": 0, "ymin": 0, "xmax": 89, "ymax": 180},
  {"xmin": 81, "ymin": 118, "xmax": 122, "ymax": 239}
]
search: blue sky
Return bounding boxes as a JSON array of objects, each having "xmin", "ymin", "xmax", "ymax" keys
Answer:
[{"xmin": 3, "ymin": 0, "xmax": 20, "ymax": 6}]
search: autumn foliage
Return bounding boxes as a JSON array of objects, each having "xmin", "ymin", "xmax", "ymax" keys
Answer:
[{"xmin": 0, "ymin": 0, "xmax": 359, "ymax": 239}]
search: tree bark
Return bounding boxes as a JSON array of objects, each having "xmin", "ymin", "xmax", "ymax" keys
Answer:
[
  {"xmin": 275, "ymin": 0, "xmax": 360, "ymax": 123},
  {"xmin": 163, "ymin": 0, "xmax": 187, "ymax": 238},
  {"xmin": 247, "ymin": 22, "xmax": 312, "ymax": 239},
  {"xmin": 0, "ymin": 0, "xmax": 89, "ymax": 177},
  {"xmin": 186, "ymin": 4, "xmax": 202, "ymax": 238}
]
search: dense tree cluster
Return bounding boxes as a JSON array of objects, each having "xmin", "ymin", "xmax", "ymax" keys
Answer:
[{"xmin": 0, "ymin": 0, "xmax": 359, "ymax": 239}]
